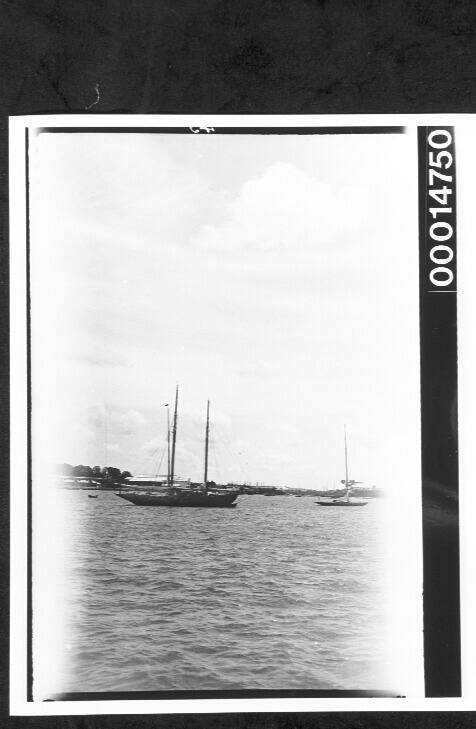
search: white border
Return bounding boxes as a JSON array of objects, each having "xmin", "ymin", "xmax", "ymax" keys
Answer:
[
  {"xmin": 9, "ymin": 114, "xmax": 475, "ymax": 716},
  {"xmin": 10, "ymin": 118, "xmax": 29, "ymax": 713}
]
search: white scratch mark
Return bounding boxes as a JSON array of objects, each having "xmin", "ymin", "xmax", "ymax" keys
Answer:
[
  {"xmin": 189, "ymin": 126, "xmax": 215, "ymax": 134},
  {"xmin": 85, "ymin": 83, "xmax": 100, "ymax": 110}
]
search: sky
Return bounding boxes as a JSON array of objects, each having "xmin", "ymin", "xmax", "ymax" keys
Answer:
[{"xmin": 29, "ymin": 130, "xmax": 420, "ymax": 490}]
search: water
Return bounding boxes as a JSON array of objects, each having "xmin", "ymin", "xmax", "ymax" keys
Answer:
[{"xmin": 47, "ymin": 491, "xmax": 392, "ymax": 693}]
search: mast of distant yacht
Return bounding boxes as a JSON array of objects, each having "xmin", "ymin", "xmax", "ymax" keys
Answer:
[
  {"xmin": 170, "ymin": 386, "xmax": 178, "ymax": 487},
  {"xmin": 166, "ymin": 404, "xmax": 170, "ymax": 486},
  {"xmin": 344, "ymin": 425, "xmax": 349, "ymax": 503},
  {"xmin": 204, "ymin": 400, "xmax": 210, "ymax": 490}
]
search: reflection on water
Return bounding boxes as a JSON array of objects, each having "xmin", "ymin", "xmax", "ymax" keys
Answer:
[{"xmin": 36, "ymin": 491, "xmax": 392, "ymax": 694}]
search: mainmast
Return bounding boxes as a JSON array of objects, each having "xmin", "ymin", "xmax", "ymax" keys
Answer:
[
  {"xmin": 344, "ymin": 424, "xmax": 349, "ymax": 503},
  {"xmin": 203, "ymin": 400, "xmax": 210, "ymax": 489},
  {"xmin": 170, "ymin": 386, "xmax": 178, "ymax": 488}
]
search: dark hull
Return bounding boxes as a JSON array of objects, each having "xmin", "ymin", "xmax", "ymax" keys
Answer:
[
  {"xmin": 116, "ymin": 491, "xmax": 238, "ymax": 508},
  {"xmin": 316, "ymin": 501, "xmax": 368, "ymax": 507}
]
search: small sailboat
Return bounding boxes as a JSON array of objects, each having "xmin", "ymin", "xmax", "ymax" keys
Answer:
[
  {"xmin": 116, "ymin": 387, "xmax": 239, "ymax": 508},
  {"xmin": 316, "ymin": 426, "xmax": 368, "ymax": 507}
]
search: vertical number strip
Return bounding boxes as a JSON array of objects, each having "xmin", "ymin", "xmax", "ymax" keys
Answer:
[{"xmin": 426, "ymin": 128, "xmax": 457, "ymax": 291}]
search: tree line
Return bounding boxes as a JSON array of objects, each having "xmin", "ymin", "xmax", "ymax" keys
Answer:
[{"xmin": 54, "ymin": 463, "xmax": 132, "ymax": 482}]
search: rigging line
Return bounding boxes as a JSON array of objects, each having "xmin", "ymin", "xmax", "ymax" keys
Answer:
[
  {"xmin": 143, "ymin": 444, "xmax": 161, "ymax": 466},
  {"xmin": 154, "ymin": 447, "xmax": 166, "ymax": 480},
  {"xmin": 151, "ymin": 437, "xmax": 167, "ymax": 477},
  {"xmin": 147, "ymin": 444, "xmax": 162, "ymax": 463},
  {"xmin": 209, "ymin": 438, "xmax": 223, "ymax": 484},
  {"xmin": 137, "ymin": 442, "xmax": 163, "ymax": 476}
]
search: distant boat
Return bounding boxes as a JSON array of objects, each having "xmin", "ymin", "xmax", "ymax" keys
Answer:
[
  {"xmin": 316, "ymin": 427, "xmax": 368, "ymax": 508},
  {"xmin": 116, "ymin": 387, "xmax": 239, "ymax": 508},
  {"xmin": 88, "ymin": 494, "xmax": 98, "ymax": 499}
]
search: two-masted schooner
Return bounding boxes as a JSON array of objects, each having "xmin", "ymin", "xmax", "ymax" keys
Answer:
[
  {"xmin": 316, "ymin": 426, "xmax": 368, "ymax": 507},
  {"xmin": 116, "ymin": 387, "xmax": 239, "ymax": 508}
]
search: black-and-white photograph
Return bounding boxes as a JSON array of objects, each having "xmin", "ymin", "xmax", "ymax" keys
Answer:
[
  {"xmin": 21, "ymin": 116, "xmax": 476, "ymax": 714},
  {"xmin": 23, "ymin": 122, "xmax": 423, "ymax": 702}
]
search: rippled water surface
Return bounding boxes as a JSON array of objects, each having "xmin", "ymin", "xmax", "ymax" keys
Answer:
[{"xmin": 55, "ymin": 491, "xmax": 391, "ymax": 692}]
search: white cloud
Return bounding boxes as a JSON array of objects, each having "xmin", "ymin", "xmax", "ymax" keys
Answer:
[
  {"xmin": 106, "ymin": 443, "xmax": 120, "ymax": 454},
  {"xmin": 142, "ymin": 436, "xmax": 167, "ymax": 455},
  {"xmin": 192, "ymin": 162, "xmax": 369, "ymax": 253},
  {"xmin": 31, "ymin": 133, "xmax": 228, "ymax": 255},
  {"xmin": 85, "ymin": 404, "xmax": 146, "ymax": 435},
  {"xmin": 74, "ymin": 344, "xmax": 129, "ymax": 368},
  {"xmin": 116, "ymin": 409, "xmax": 147, "ymax": 434}
]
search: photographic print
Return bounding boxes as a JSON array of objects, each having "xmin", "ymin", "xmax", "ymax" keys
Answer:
[{"xmin": 9, "ymin": 115, "xmax": 472, "ymax": 715}]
